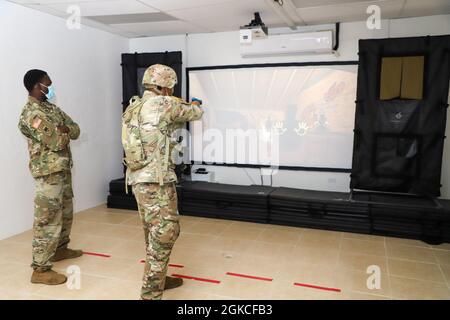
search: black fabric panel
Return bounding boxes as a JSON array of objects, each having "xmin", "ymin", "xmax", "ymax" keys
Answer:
[
  {"xmin": 180, "ymin": 205, "xmax": 268, "ymax": 222},
  {"xmin": 269, "ymin": 187, "xmax": 370, "ymax": 233},
  {"xmin": 352, "ymin": 191, "xmax": 436, "ymax": 207},
  {"xmin": 121, "ymin": 51, "xmax": 183, "ymax": 112},
  {"xmin": 270, "ymin": 187, "xmax": 350, "ymax": 202},
  {"xmin": 437, "ymin": 198, "xmax": 450, "ymax": 242},
  {"xmin": 351, "ymin": 35, "xmax": 450, "ymax": 197},
  {"xmin": 181, "ymin": 181, "xmax": 275, "ymax": 198},
  {"xmin": 180, "ymin": 181, "xmax": 274, "ymax": 223},
  {"xmin": 439, "ymin": 199, "xmax": 450, "ymax": 212},
  {"xmin": 109, "ymin": 178, "xmax": 131, "ymax": 195},
  {"xmin": 181, "ymin": 181, "xmax": 275, "ymax": 208},
  {"xmin": 105, "ymin": 180, "xmax": 450, "ymax": 243},
  {"xmin": 107, "ymin": 195, "xmax": 137, "ymax": 210},
  {"xmin": 269, "ymin": 215, "xmax": 371, "ymax": 233}
]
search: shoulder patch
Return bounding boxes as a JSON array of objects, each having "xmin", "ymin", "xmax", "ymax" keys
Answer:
[
  {"xmin": 31, "ymin": 117, "xmax": 42, "ymax": 129},
  {"xmin": 31, "ymin": 116, "xmax": 53, "ymax": 136}
]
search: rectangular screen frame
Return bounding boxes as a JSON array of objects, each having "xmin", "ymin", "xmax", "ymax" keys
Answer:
[{"xmin": 186, "ymin": 61, "xmax": 359, "ymax": 173}]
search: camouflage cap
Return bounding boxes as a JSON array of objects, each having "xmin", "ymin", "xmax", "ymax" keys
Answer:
[{"xmin": 142, "ymin": 64, "xmax": 178, "ymax": 89}]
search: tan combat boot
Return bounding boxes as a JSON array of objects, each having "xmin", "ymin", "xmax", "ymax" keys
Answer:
[
  {"xmin": 31, "ymin": 269, "xmax": 67, "ymax": 285},
  {"xmin": 50, "ymin": 248, "xmax": 83, "ymax": 262},
  {"xmin": 164, "ymin": 276, "xmax": 183, "ymax": 290}
]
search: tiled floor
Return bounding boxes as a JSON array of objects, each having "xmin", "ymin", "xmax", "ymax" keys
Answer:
[{"xmin": 1, "ymin": 204, "xmax": 450, "ymax": 300}]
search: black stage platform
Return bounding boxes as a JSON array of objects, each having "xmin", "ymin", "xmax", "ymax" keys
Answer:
[{"xmin": 107, "ymin": 179, "xmax": 450, "ymax": 244}]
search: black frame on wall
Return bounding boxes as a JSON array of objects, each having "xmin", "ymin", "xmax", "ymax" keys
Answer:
[{"xmin": 186, "ymin": 61, "xmax": 359, "ymax": 173}]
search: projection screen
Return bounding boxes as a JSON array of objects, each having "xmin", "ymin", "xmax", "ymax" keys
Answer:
[{"xmin": 187, "ymin": 62, "xmax": 358, "ymax": 170}]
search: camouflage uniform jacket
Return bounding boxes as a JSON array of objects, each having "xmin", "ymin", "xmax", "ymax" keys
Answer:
[
  {"xmin": 127, "ymin": 90, "xmax": 203, "ymax": 186},
  {"xmin": 18, "ymin": 96, "xmax": 80, "ymax": 178}
]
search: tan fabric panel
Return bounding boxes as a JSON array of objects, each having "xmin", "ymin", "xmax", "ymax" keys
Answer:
[
  {"xmin": 380, "ymin": 57, "xmax": 402, "ymax": 100},
  {"xmin": 401, "ymin": 56, "xmax": 424, "ymax": 100}
]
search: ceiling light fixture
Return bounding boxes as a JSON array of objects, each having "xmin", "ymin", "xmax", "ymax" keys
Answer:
[{"xmin": 265, "ymin": 0, "xmax": 305, "ymax": 29}]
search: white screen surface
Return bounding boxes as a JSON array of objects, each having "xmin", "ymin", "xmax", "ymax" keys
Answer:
[{"xmin": 188, "ymin": 64, "xmax": 357, "ymax": 169}]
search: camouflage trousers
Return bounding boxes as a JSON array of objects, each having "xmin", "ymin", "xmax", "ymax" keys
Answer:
[
  {"xmin": 32, "ymin": 171, "xmax": 74, "ymax": 271},
  {"xmin": 132, "ymin": 182, "xmax": 180, "ymax": 300}
]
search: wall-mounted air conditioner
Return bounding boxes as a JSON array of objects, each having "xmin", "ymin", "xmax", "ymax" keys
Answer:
[{"xmin": 240, "ymin": 30, "xmax": 334, "ymax": 57}]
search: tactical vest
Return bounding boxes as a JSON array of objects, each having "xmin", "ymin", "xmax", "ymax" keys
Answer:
[
  {"xmin": 122, "ymin": 96, "xmax": 148, "ymax": 171},
  {"xmin": 122, "ymin": 95, "xmax": 172, "ymax": 189}
]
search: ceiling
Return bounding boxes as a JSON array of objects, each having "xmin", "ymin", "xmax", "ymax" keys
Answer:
[{"xmin": 7, "ymin": 0, "xmax": 450, "ymax": 38}]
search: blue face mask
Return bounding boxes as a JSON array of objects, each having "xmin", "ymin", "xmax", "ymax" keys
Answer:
[{"xmin": 40, "ymin": 83, "xmax": 55, "ymax": 100}]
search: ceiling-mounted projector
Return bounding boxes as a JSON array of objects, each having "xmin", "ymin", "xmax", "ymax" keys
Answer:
[{"xmin": 240, "ymin": 12, "xmax": 268, "ymax": 44}]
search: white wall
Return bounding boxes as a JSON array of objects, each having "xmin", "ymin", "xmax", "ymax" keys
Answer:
[
  {"xmin": 0, "ymin": 1, "xmax": 128, "ymax": 239},
  {"xmin": 0, "ymin": 5, "xmax": 447, "ymax": 241},
  {"xmin": 130, "ymin": 15, "xmax": 450, "ymax": 197}
]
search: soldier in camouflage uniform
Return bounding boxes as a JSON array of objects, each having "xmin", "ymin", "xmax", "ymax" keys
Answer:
[
  {"xmin": 125, "ymin": 64, "xmax": 204, "ymax": 300},
  {"xmin": 18, "ymin": 70, "xmax": 83, "ymax": 285}
]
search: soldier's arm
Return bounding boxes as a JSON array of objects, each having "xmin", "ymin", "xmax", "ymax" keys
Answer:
[
  {"xmin": 167, "ymin": 97, "xmax": 204, "ymax": 123},
  {"xmin": 22, "ymin": 109, "xmax": 70, "ymax": 151},
  {"xmin": 18, "ymin": 113, "xmax": 33, "ymax": 140},
  {"xmin": 59, "ymin": 109, "xmax": 80, "ymax": 140}
]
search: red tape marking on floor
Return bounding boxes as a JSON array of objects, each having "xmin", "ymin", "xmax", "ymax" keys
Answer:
[
  {"xmin": 83, "ymin": 251, "xmax": 111, "ymax": 258},
  {"xmin": 139, "ymin": 259, "xmax": 184, "ymax": 268},
  {"xmin": 294, "ymin": 282, "xmax": 341, "ymax": 293},
  {"xmin": 172, "ymin": 273, "xmax": 221, "ymax": 284},
  {"xmin": 226, "ymin": 272, "xmax": 273, "ymax": 282}
]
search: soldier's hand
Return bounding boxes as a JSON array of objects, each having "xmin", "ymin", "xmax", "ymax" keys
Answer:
[
  {"xmin": 57, "ymin": 125, "xmax": 70, "ymax": 134},
  {"xmin": 191, "ymin": 97, "xmax": 203, "ymax": 106}
]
